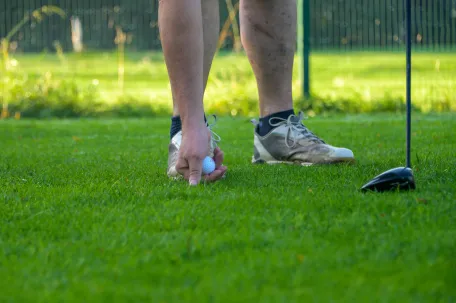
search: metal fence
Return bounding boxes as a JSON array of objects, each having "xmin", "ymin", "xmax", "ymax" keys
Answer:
[
  {"xmin": 309, "ymin": 0, "xmax": 456, "ymax": 51},
  {"xmin": 0, "ymin": 0, "xmax": 162, "ymax": 51},
  {"xmin": 1, "ymin": 0, "xmax": 456, "ymax": 52}
]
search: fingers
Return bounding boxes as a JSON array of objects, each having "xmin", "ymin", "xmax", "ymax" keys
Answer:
[
  {"xmin": 175, "ymin": 157, "xmax": 189, "ymax": 178},
  {"xmin": 203, "ymin": 165, "xmax": 227, "ymax": 182},
  {"xmin": 213, "ymin": 147, "xmax": 224, "ymax": 168},
  {"xmin": 175, "ymin": 149, "xmax": 227, "ymax": 185},
  {"xmin": 187, "ymin": 156, "xmax": 203, "ymax": 186}
]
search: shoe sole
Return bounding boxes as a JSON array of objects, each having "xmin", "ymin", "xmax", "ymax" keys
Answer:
[{"xmin": 252, "ymin": 157, "xmax": 356, "ymax": 166}]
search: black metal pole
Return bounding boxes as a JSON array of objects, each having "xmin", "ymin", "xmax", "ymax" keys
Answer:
[
  {"xmin": 302, "ymin": 0, "xmax": 311, "ymax": 98},
  {"xmin": 406, "ymin": 0, "xmax": 412, "ymax": 168}
]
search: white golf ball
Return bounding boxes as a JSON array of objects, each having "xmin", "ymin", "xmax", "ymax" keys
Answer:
[{"xmin": 202, "ymin": 156, "xmax": 216, "ymax": 175}]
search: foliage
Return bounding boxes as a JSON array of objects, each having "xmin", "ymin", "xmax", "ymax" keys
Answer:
[
  {"xmin": 1, "ymin": 51, "xmax": 455, "ymax": 119},
  {"xmin": 1, "ymin": 72, "xmax": 100, "ymax": 118},
  {"xmin": 1, "ymin": 4, "xmax": 454, "ymax": 119},
  {"xmin": 1, "ymin": 5, "xmax": 65, "ymax": 67},
  {"xmin": 1, "ymin": 5, "xmax": 67, "ymax": 118},
  {"xmin": 0, "ymin": 72, "xmax": 168, "ymax": 118}
]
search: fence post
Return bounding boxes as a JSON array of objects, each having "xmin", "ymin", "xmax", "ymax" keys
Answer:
[{"xmin": 301, "ymin": 0, "xmax": 310, "ymax": 99}]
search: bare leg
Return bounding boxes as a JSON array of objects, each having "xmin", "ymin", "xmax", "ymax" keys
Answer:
[
  {"xmin": 161, "ymin": 0, "xmax": 226, "ymax": 185},
  {"xmin": 202, "ymin": 0, "xmax": 220, "ymax": 91},
  {"xmin": 170, "ymin": 0, "xmax": 220, "ymax": 116},
  {"xmin": 239, "ymin": 0, "xmax": 296, "ymax": 117},
  {"xmin": 159, "ymin": 0, "xmax": 205, "ymax": 122}
]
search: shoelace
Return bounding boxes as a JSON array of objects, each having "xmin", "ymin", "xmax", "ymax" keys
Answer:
[
  {"xmin": 269, "ymin": 112, "xmax": 325, "ymax": 148},
  {"xmin": 206, "ymin": 114, "xmax": 221, "ymax": 144}
]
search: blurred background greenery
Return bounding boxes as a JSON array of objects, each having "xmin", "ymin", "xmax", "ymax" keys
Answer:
[{"xmin": 1, "ymin": 1, "xmax": 455, "ymax": 118}]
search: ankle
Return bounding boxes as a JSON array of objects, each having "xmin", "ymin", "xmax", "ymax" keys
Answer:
[
  {"xmin": 256, "ymin": 109, "xmax": 295, "ymax": 136},
  {"xmin": 169, "ymin": 114, "xmax": 207, "ymax": 139},
  {"xmin": 170, "ymin": 116, "xmax": 182, "ymax": 139}
]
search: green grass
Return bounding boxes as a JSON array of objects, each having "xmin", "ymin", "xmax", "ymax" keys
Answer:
[
  {"xmin": 4, "ymin": 50, "xmax": 456, "ymax": 117},
  {"xmin": 1, "ymin": 114, "xmax": 455, "ymax": 302}
]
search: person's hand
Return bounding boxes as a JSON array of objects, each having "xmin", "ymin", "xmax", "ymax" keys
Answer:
[{"xmin": 176, "ymin": 125, "xmax": 227, "ymax": 185}]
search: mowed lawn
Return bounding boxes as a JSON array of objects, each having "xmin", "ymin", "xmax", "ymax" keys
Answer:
[{"xmin": 1, "ymin": 114, "xmax": 455, "ymax": 302}]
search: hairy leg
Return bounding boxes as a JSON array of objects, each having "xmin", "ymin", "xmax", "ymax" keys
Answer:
[{"xmin": 239, "ymin": 0, "xmax": 297, "ymax": 117}]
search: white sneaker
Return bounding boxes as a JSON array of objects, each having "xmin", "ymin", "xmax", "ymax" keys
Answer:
[
  {"xmin": 167, "ymin": 116, "xmax": 221, "ymax": 178},
  {"xmin": 252, "ymin": 112, "xmax": 355, "ymax": 165}
]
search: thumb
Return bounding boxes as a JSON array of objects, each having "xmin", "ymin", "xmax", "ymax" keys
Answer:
[{"xmin": 188, "ymin": 156, "xmax": 203, "ymax": 186}]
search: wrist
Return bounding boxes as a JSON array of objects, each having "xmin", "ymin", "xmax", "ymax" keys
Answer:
[{"xmin": 181, "ymin": 111, "xmax": 206, "ymax": 131}]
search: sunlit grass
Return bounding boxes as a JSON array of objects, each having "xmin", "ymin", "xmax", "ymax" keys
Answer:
[
  {"xmin": 3, "ymin": 50, "xmax": 456, "ymax": 117},
  {"xmin": 1, "ymin": 114, "xmax": 455, "ymax": 301}
]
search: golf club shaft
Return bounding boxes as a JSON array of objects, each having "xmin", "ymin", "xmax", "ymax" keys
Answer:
[{"xmin": 406, "ymin": 0, "xmax": 412, "ymax": 168}]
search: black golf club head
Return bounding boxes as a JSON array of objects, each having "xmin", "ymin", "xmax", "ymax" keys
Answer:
[{"xmin": 361, "ymin": 167, "xmax": 416, "ymax": 192}]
